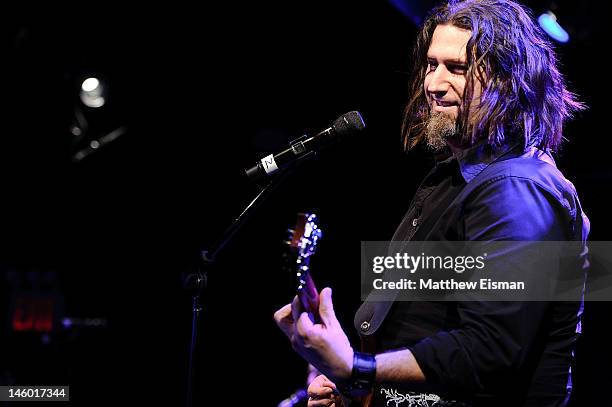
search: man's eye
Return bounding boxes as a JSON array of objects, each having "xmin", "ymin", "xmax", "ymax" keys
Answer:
[
  {"xmin": 450, "ymin": 65, "xmax": 468, "ymax": 74},
  {"xmin": 427, "ymin": 62, "xmax": 438, "ymax": 72}
]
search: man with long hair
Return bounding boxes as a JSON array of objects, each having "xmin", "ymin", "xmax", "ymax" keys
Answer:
[{"xmin": 274, "ymin": 1, "xmax": 589, "ymax": 406}]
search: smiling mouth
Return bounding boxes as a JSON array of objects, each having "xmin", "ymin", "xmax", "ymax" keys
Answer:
[{"xmin": 434, "ymin": 100, "xmax": 458, "ymax": 107}]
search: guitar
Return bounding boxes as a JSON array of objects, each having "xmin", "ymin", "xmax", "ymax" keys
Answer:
[
  {"xmin": 283, "ymin": 214, "xmax": 373, "ymax": 406},
  {"xmin": 281, "ymin": 216, "xmax": 457, "ymax": 407},
  {"xmin": 283, "ymin": 212, "xmax": 323, "ymax": 321}
]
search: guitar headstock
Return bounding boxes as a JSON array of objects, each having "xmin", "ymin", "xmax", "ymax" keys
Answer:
[{"xmin": 283, "ymin": 213, "xmax": 323, "ymax": 316}]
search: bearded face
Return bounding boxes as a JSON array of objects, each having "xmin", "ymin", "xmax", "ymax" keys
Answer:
[{"xmin": 423, "ymin": 24, "xmax": 480, "ymax": 151}]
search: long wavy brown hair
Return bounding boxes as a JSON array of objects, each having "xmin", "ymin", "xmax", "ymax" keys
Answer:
[{"xmin": 402, "ymin": 0, "xmax": 585, "ymax": 151}]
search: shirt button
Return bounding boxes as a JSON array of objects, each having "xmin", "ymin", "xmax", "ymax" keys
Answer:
[
  {"xmin": 360, "ymin": 321, "xmax": 371, "ymax": 332},
  {"xmin": 412, "ymin": 218, "xmax": 419, "ymax": 227}
]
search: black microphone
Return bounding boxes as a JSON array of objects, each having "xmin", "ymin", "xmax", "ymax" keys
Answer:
[{"xmin": 245, "ymin": 111, "xmax": 366, "ymax": 181}]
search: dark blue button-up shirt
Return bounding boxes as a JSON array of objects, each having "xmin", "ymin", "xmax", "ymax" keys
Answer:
[{"xmin": 355, "ymin": 141, "xmax": 590, "ymax": 407}]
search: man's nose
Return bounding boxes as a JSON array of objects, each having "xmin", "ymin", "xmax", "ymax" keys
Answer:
[{"xmin": 427, "ymin": 67, "xmax": 450, "ymax": 96}]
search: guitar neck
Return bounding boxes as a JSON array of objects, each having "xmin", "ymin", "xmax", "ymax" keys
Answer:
[
  {"xmin": 298, "ymin": 272, "xmax": 319, "ymax": 318},
  {"xmin": 285, "ymin": 212, "xmax": 323, "ymax": 322}
]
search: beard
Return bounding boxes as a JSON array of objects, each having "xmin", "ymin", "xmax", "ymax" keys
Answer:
[{"xmin": 424, "ymin": 111, "xmax": 458, "ymax": 151}]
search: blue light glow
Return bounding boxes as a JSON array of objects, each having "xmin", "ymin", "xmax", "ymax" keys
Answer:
[{"xmin": 538, "ymin": 12, "xmax": 569, "ymax": 43}]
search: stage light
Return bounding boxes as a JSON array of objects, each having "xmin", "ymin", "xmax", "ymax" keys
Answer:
[
  {"xmin": 80, "ymin": 77, "xmax": 105, "ymax": 108},
  {"xmin": 81, "ymin": 77, "xmax": 99, "ymax": 92},
  {"xmin": 538, "ymin": 12, "xmax": 569, "ymax": 43}
]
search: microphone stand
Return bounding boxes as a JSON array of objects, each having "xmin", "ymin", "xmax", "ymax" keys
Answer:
[{"xmin": 184, "ymin": 154, "xmax": 312, "ymax": 407}]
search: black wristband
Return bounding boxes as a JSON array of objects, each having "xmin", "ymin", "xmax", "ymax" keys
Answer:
[{"xmin": 344, "ymin": 351, "xmax": 376, "ymax": 396}]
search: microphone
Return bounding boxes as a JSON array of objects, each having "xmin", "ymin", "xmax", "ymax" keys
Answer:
[
  {"xmin": 245, "ymin": 111, "xmax": 366, "ymax": 181},
  {"xmin": 277, "ymin": 388, "xmax": 308, "ymax": 407}
]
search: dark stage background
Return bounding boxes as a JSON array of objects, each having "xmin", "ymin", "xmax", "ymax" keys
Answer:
[{"xmin": 0, "ymin": 1, "xmax": 609, "ymax": 405}]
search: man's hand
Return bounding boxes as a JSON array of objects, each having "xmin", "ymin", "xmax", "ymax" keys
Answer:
[
  {"xmin": 307, "ymin": 374, "xmax": 344, "ymax": 407},
  {"xmin": 274, "ymin": 287, "xmax": 354, "ymax": 384}
]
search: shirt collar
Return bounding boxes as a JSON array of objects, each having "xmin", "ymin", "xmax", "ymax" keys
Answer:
[
  {"xmin": 461, "ymin": 141, "xmax": 519, "ymax": 183},
  {"xmin": 437, "ymin": 140, "xmax": 530, "ymax": 183}
]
